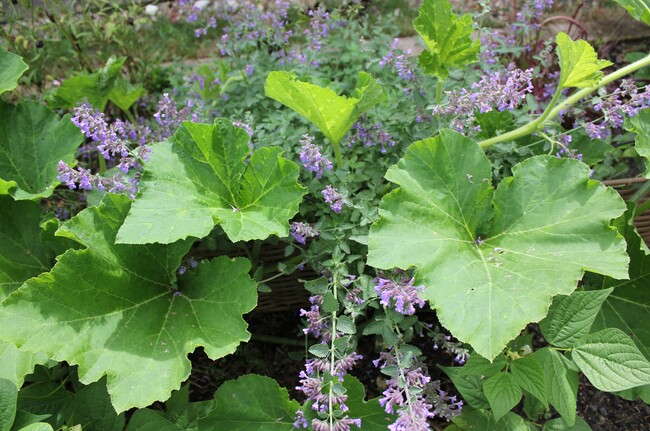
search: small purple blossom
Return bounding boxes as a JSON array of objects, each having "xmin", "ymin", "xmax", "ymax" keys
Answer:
[
  {"xmin": 350, "ymin": 115, "xmax": 395, "ymax": 153},
  {"xmin": 374, "ymin": 276, "xmax": 425, "ymax": 315},
  {"xmin": 290, "ymin": 222, "xmax": 319, "ymax": 245},
  {"xmin": 300, "ymin": 135, "xmax": 333, "ymax": 178},
  {"xmin": 322, "ymin": 185, "xmax": 344, "ymax": 213}
]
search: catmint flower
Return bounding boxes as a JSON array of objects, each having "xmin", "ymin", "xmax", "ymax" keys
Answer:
[
  {"xmin": 290, "ymin": 222, "xmax": 319, "ymax": 245},
  {"xmin": 350, "ymin": 115, "xmax": 395, "ymax": 153},
  {"xmin": 426, "ymin": 381, "xmax": 463, "ymax": 422},
  {"xmin": 312, "ymin": 417, "xmax": 361, "ymax": 431},
  {"xmin": 322, "ymin": 185, "xmax": 344, "ymax": 213},
  {"xmin": 374, "ymin": 277, "xmax": 425, "ymax": 315},
  {"xmin": 375, "ymin": 351, "xmax": 436, "ymax": 431},
  {"xmin": 300, "ymin": 135, "xmax": 332, "ymax": 178},
  {"xmin": 293, "ymin": 410, "xmax": 308, "ymax": 429},
  {"xmin": 432, "ymin": 67, "xmax": 533, "ymax": 133},
  {"xmin": 153, "ymin": 93, "xmax": 194, "ymax": 138},
  {"xmin": 300, "ymin": 295, "xmax": 327, "ymax": 338},
  {"xmin": 380, "ymin": 38, "xmax": 422, "ymax": 95}
]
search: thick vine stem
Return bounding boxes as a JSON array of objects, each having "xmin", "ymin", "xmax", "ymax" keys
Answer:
[
  {"xmin": 478, "ymin": 53, "xmax": 650, "ymax": 149},
  {"xmin": 332, "ymin": 139, "xmax": 344, "ymax": 169}
]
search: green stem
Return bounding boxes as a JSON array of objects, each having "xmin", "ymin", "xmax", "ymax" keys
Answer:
[
  {"xmin": 98, "ymin": 155, "xmax": 107, "ymax": 174},
  {"xmin": 332, "ymin": 140, "xmax": 343, "ymax": 170},
  {"xmin": 436, "ymin": 78, "xmax": 444, "ymax": 105},
  {"xmin": 478, "ymin": 53, "xmax": 650, "ymax": 149}
]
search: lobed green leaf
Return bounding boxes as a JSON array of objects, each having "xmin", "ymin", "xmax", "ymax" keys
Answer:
[
  {"xmin": 0, "ymin": 194, "xmax": 258, "ymax": 412},
  {"xmin": 117, "ymin": 119, "xmax": 305, "ymax": 244},
  {"xmin": 368, "ymin": 130, "xmax": 628, "ymax": 359}
]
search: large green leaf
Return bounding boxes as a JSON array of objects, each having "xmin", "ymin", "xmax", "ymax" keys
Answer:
[
  {"xmin": 556, "ymin": 33, "xmax": 612, "ymax": 89},
  {"xmin": 368, "ymin": 130, "xmax": 628, "ymax": 359},
  {"xmin": 198, "ymin": 375, "xmax": 299, "ymax": 431},
  {"xmin": 265, "ymin": 71, "xmax": 360, "ymax": 146},
  {"xmin": 0, "ymin": 48, "xmax": 28, "ymax": 95},
  {"xmin": 0, "ymin": 102, "xmax": 83, "ymax": 199},
  {"xmin": 413, "ymin": 0, "xmax": 479, "ymax": 80},
  {"xmin": 626, "ymin": 108, "xmax": 650, "ymax": 178},
  {"xmin": 588, "ymin": 204, "xmax": 650, "ymax": 359},
  {"xmin": 0, "ymin": 194, "xmax": 258, "ymax": 412},
  {"xmin": 613, "ymin": 0, "xmax": 650, "ymax": 25},
  {"xmin": 572, "ymin": 328, "xmax": 650, "ymax": 392},
  {"xmin": 117, "ymin": 119, "xmax": 305, "ymax": 244},
  {"xmin": 539, "ymin": 288, "xmax": 613, "ymax": 347},
  {"xmin": 47, "ymin": 57, "xmax": 125, "ymax": 110}
]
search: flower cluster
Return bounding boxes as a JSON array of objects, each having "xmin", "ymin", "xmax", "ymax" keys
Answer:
[
  {"xmin": 71, "ymin": 103, "xmax": 150, "ymax": 166},
  {"xmin": 153, "ymin": 93, "xmax": 197, "ymax": 139},
  {"xmin": 374, "ymin": 276, "xmax": 425, "ymax": 315},
  {"xmin": 431, "ymin": 332, "xmax": 470, "ymax": 365},
  {"xmin": 374, "ymin": 351, "xmax": 435, "ymax": 431},
  {"xmin": 350, "ymin": 115, "xmax": 395, "ymax": 153},
  {"xmin": 579, "ymin": 80, "xmax": 650, "ymax": 139},
  {"xmin": 432, "ymin": 67, "xmax": 534, "ymax": 133},
  {"xmin": 379, "ymin": 38, "xmax": 423, "ymax": 95},
  {"xmin": 291, "ymin": 222, "xmax": 319, "ymax": 245},
  {"xmin": 322, "ymin": 185, "xmax": 345, "ymax": 213},
  {"xmin": 296, "ymin": 293, "xmax": 363, "ymax": 430},
  {"xmin": 58, "ymin": 103, "xmax": 153, "ymax": 197},
  {"xmin": 300, "ymin": 135, "xmax": 333, "ymax": 178}
]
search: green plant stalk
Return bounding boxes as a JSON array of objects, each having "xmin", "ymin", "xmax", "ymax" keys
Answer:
[
  {"xmin": 436, "ymin": 78, "xmax": 444, "ymax": 105},
  {"xmin": 98, "ymin": 155, "xmax": 107, "ymax": 174},
  {"xmin": 478, "ymin": 53, "xmax": 650, "ymax": 149},
  {"xmin": 634, "ymin": 198, "xmax": 650, "ymax": 218},
  {"xmin": 328, "ymin": 275, "xmax": 339, "ymax": 430},
  {"xmin": 332, "ymin": 139, "xmax": 344, "ymax": 169}
]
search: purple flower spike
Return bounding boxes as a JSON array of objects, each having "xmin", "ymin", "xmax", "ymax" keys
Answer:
[
  {"xmin": 322, "ymin": 185, "xmax": 345, "ymax": 213},
  {"xmin": 299, "ymin": 135, "xmax": 332, "ymax": 178},
  {"xmin": 374, "ymin": 277, "xmax": 425, "ymax": 315}
]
